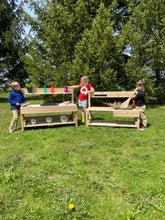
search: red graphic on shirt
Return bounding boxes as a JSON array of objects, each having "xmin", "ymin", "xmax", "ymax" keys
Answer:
[
  {"xmin": 79, "ymin": 84, "xmax": 92, "ymax": 100},
  {"xmin": 81, "ymin": 86, "xmax": 88, "ymax": 94}
]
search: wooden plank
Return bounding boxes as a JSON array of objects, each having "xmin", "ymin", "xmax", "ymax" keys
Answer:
[
  {"xmin": 20, "ymin": 104, "xmax": 77, "ymax": 114},
  {"xmin": 33, "ymin": 88, "xmax": 73, "ymax": 94},
  {"xmin": 86, "ymin": 107, "xmax": 114, "ymax": 111},
  {"xmin": 91, "ymin": 91, "xmax": 134, "ymax": 98},
  {"xmin": 88, "ymin": 120, "xmax": 137, "ymax": 128},
  {"xmin": 88, "ymin": 92, "xmax": 91, "ymax": 107},
  {"xmin": 113, "ymin": 110, "xmax": 139, "ymax": 117},
  {"xmin": 21, "ymin": 88, "xmax": 74, "ymax": 95},
  {"xmin": 21, "ymin": 88, "xmax": 28, "ymax": 94},
  {"xmin": 24, "ymin": 121, "xmax": 75, "ymax": 127},
  {"xmin": 21, "ymin": 102, "xmax": 30, "ymax": 107}
]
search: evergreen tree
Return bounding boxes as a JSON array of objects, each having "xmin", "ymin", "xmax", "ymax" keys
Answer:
[
  {"xmin": 58, "ymin": 0, "xmax": 131, "ymax": 30},
  {"xmin": 22, "ymin": 0, "xmax": 132, "ymax": 87},
  {"xmin": 0, "ymin": 0, "xmax": 28, "ymax": 86},
  {"xmin": 122, "ymin": 0, "xmax": 165, "ymax": 101},
  {"xmin": 69, "ymin": 3, "xmax": 126, "ymax": 91},
  {"xmin": 22, "ymin": 0, "xmax": 91, "ymax": 87},
  {"xmin": 21, "ymin": 0, "xmax": 164, "ymax": 103}
]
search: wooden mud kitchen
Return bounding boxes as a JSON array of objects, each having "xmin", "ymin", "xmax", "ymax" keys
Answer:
[{"xmin": 20, "ymin": 88, "xmax": 78, "ymax": 131}]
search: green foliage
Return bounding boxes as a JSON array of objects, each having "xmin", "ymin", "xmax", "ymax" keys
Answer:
[
  {"xmin": 0, "ymin": 0, "xmax": 28, "ymax": 85},
  {"xmin": 70, "ymin": 3, "xmax": 126, "ymax": 91},
  {"xmin": 22, "ymin": 0, "xmax": 92, "ymax": 87},
  {"xmin": 122, "ymin": 0, "xmax": 165, "ymax": 101},
  {"xmin": 19, "ymin": 0, "xmax": 164, "ymax": 103},
  {"xmin": 25, "ymin": 82, "xmax": 34, "ymax": 88}
]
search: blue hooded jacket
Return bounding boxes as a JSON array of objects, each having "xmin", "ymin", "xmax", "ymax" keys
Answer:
[{"xmin": 8, "ymin": 89, "xmax": 25, "ymax": 110}]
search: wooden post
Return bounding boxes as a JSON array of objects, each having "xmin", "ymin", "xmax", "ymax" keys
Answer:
[
  {"xmin": 86, "ymin": 111, "xmax": 88, "ymax": 127},
  {"xmin": 75, "ymin": 111, "xmax": 78, "ymax": 126},
  {"xmin": 21, "ymin": 114, "xmax": 24, "ymax": 131},
  {"xmin": 88, "ymin": 92, "xmax": 91, "ymax": 108},
  {"xmin": 71, "ymin": 90, "xmax": 74, "ymax": 103},
  {"xmin": 134, "ymin": 117, "xmax": 140, "ymax": 129},
  {"xmin": 89, "ymin": 111, "xmax": 92, "ymax": 124},
  {"xmin": 72, "ymin": 111, "xmax": 74, "ymax": 122}
]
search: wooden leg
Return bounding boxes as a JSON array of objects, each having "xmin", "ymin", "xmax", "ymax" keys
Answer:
[
  {"xmin": 86, "ymin": 110, "xmax": 89, "ymax": 127},
  {"xmin": 89, "ymin": 111, "xmax": 92, "ymax": 123},
  {"xmin": 72, "ymin": 111, "xmax": 74, "ymax": 120},
  {"xmin": 75, "ymin": 111, "xmax": 78, "ymax": 127},
  {"xmin": 137, "ymin": 118, "xmax": 140, "ymax": 129},
  {"xmin": 134, "ymin": 117, "xmax": 140, "ymax": 129},
  {"xmin": 21, "ymin": 114, "xmax": 24, "ymax": 131}
]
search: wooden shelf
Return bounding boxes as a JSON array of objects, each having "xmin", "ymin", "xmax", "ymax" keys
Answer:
[
  {"xmin": 21, "ymin": 88, "xmax": 73, "ymax": 95},
  {"xmin": 87, "ymin": 107, "xmax": 114, "ymax": 111},
  {"xmin": 23, "ymin": 92, "xmax": 72, "ymax": 95},
  {"xmin": 24, "ymin": 121, "xmax": 75, "ymax": 128},
  {"xmin": 21, "ymin": 104, "xmax": 77, "ymax": 114},
  {"xmin": 88, "ymin": 120, "xmax": 137, "ymax": 128},
  {"xmin": 23, "ymin": 114, "xmax": 76, "ymax": 128}
]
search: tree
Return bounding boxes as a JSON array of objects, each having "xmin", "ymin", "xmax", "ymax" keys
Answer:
[
  {"xmin": 0, "ymin": 0, "xmax": 28, "ymax": 86},
  {"xmin": 22, "ymin": 0, "xmax": 132, "ymax": 87},
  {"xmin": 22, "ymin": 0, "xmax": 92, "ymax": 87},
  {"xmin": 122, "ymin": 0, "xmax": 165, "ymax": 101},
  {"xmin": 69, "ymin": 3, "xmax": 126, "ymax": 91}
]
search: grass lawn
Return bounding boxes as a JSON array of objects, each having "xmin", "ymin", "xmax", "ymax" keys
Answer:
[{"xmin": 0, "ymin": 94, "xmax": 165, "ymax": 220}]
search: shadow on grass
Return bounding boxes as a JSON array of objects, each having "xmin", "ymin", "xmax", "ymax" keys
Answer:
[
  {"xmin": 91, "ymin": 117, "xmax": 105, "ymax": 121},
  {"xmin": 25, "ymin": 96, "xmax": 43, "ymax": 101},
  {"xmin": 0, "ymin": 96, "xmax": 41, "ymax": 103},
  {"xmin": 147, "ymin": 123, "xmax": 151, "ymax": 128},
  {"xmin": 147, "ymin": 104, "xmax": 165, "ymax": 108},
  {"xmin": 0, "ymin": 98, "xmax": 8, "ymax": 103},
  {"xmin": 22, "ymin": 124, "xmax": 76, "ymax": 131}
]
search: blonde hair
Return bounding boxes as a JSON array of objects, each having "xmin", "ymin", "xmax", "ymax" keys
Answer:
[
  {"xmin": 10, "ymin": 81, "xmax": 20, "ymax": 89},
  {"xmin": 136, "ymin": 79, "xmax": 145, "ymax": 87},
  {"xmin": 81, "ymin": 76, "xmax": 89, "ymax": 85}
]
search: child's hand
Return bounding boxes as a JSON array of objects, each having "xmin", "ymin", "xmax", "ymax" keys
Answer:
[{"xmin": 16, "ymin": 103, "xmax": 20, "ymax": 106}]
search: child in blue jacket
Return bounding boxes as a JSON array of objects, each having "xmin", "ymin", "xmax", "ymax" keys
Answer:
[{"xmin": 8, "ymin": 81, "xmax": 25, "ymax": 133}]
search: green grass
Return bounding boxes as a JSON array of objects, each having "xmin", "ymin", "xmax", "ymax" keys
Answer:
[{"xmin": 0, "ymin": 95, "xmax": 165, "ymax": 220}]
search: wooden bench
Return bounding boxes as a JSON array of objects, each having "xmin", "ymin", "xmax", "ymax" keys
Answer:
[{"xmin": 86, "ymin": 91, "xmax": 140, "ymax": 129}]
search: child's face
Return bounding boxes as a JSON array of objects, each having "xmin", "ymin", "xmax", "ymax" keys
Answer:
[
  {"xmin": 136, "ymin": 85, "xmax": 144, "ymax": 91},
  {"xmin": 15, "ymin": 85, "xmax": 21, "ymax": 91},
  {"xmin": 82, "ymin": 80, "xmax": 89, "ymax": 87}
]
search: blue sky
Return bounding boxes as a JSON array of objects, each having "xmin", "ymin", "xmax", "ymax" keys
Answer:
[
  {"xmin": 17, "ymin": 0, "xmax": 34, "ymax": 16},
  {"xmin": 17, "ymin": 0, "xmax": 35, "ymax": 35}
]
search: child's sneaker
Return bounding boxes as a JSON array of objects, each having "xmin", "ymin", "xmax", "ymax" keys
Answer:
[
  {"xmin": 139, "ymin": 126, "xmax": 147, "ymax": 131},
  {"xmin": 9, "ymin": 128, "xmax": 14, "ymax": 133}
]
